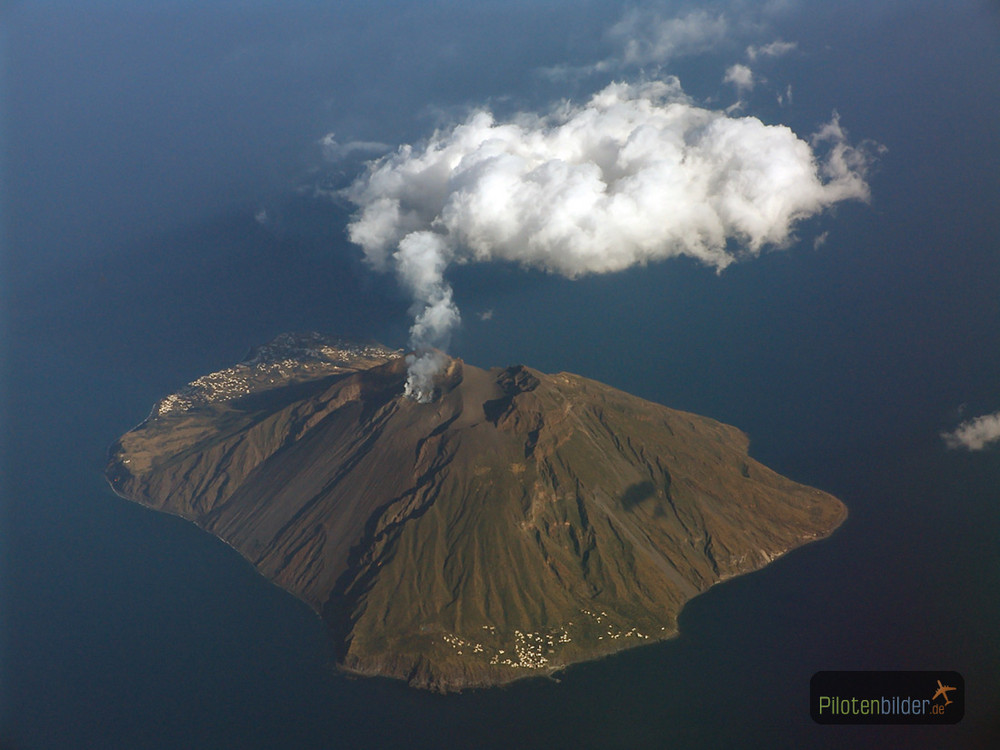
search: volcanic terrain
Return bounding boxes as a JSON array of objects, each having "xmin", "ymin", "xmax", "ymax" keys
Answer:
[{"xmin": 107, "ymin": 333, "xmax": 846, "ymax": 691}]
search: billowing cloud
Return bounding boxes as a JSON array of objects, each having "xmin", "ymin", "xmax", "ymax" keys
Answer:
[
  {"xmin": 345, "ymin": 79, "xmax": 876, "ymax": 400},
  {"xmin": 942, "ymin": 411, "xmax": 1000, "ymax": 450},
  {"xmin": 724, "ymin": 63, "xmax": 755, "ymax": 93}
]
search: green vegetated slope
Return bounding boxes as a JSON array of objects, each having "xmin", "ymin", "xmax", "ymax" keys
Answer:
[{"xmin": 107, "ymin": 334, "xmax": 846, "ymax": 691}]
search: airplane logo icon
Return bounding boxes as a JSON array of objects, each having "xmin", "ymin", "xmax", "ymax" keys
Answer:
[{"xmin": 932, "ymin": 679, "xmax": 957, "ymax": 705}]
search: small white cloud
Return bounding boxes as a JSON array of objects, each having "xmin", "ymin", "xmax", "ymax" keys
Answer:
[
  {"xmin": 812, "ymin": 231, "xmax": 829, "ymax": 249},
  {"xmin": 538, "ymin": 7, "xmax": 788, "ymax": 83},
  {"xmin": 319, "ymin": 132, "xmax": 391, "ymax": 161},
  {"xmin": 942, "ymin": 410, "xmax": 1000, "ymax": 451},
  {"xmin": 724, "ymin": 63, "xmax": 755, "ymax": 93},
  {"xmin": 611, "ymin": 9, "xmax": 729, "ymax": 67},
  {"xmin": 540, "ymin": 8, "xmax": 732, "ymax": 80},
  {"xmin": 536, "ymin": 63, "xmax": 592, "ymax": 83},
  {"xmin": 477, "ymin": 309, "xmax": 494, "ymax": 321},
  {"xmin": 747, "ymin": 40, "xmax": 798, "ymax": 61}
]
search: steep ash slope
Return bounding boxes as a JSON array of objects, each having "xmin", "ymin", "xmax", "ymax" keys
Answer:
[{"xmin": 107, "ymin": 333, "xmax": 846, "ymax": 691}]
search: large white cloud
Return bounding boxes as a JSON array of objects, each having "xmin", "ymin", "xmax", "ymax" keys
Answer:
[
  {"xmin": 344, "ymin": 78, "xmax": 875, "ymax": 400},
  {"xmin": 942, "ymin": 411, "xmax": 1000, "ymax": 451}
]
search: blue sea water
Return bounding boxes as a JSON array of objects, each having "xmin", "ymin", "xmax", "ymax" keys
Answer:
[{"xmin": 3, "ymin": 2, "xmax": 1000, "ymax": 748}]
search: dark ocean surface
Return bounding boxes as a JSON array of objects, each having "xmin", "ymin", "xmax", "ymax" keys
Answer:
[{"xmin": 3, "ymin": 2, "xmax": 1000, "ymax": 747}]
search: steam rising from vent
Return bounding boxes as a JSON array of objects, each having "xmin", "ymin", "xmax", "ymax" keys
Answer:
[
  {"xmin": 393, "ymin": 231, "xmax": 459, "ymax": 402},
  {"xmin": 345, "ymin": 79, "xmax": 878, "ymax": 400}
]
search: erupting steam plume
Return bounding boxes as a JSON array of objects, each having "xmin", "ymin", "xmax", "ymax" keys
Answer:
[{"xmin": 345, "ymin": 79, "xmax": 876, "ymax": 401}]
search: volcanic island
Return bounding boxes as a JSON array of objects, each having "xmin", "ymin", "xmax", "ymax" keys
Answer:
[{"xmin": 106, "ymin": 332, "xmax": 846, "ymax": 692}]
